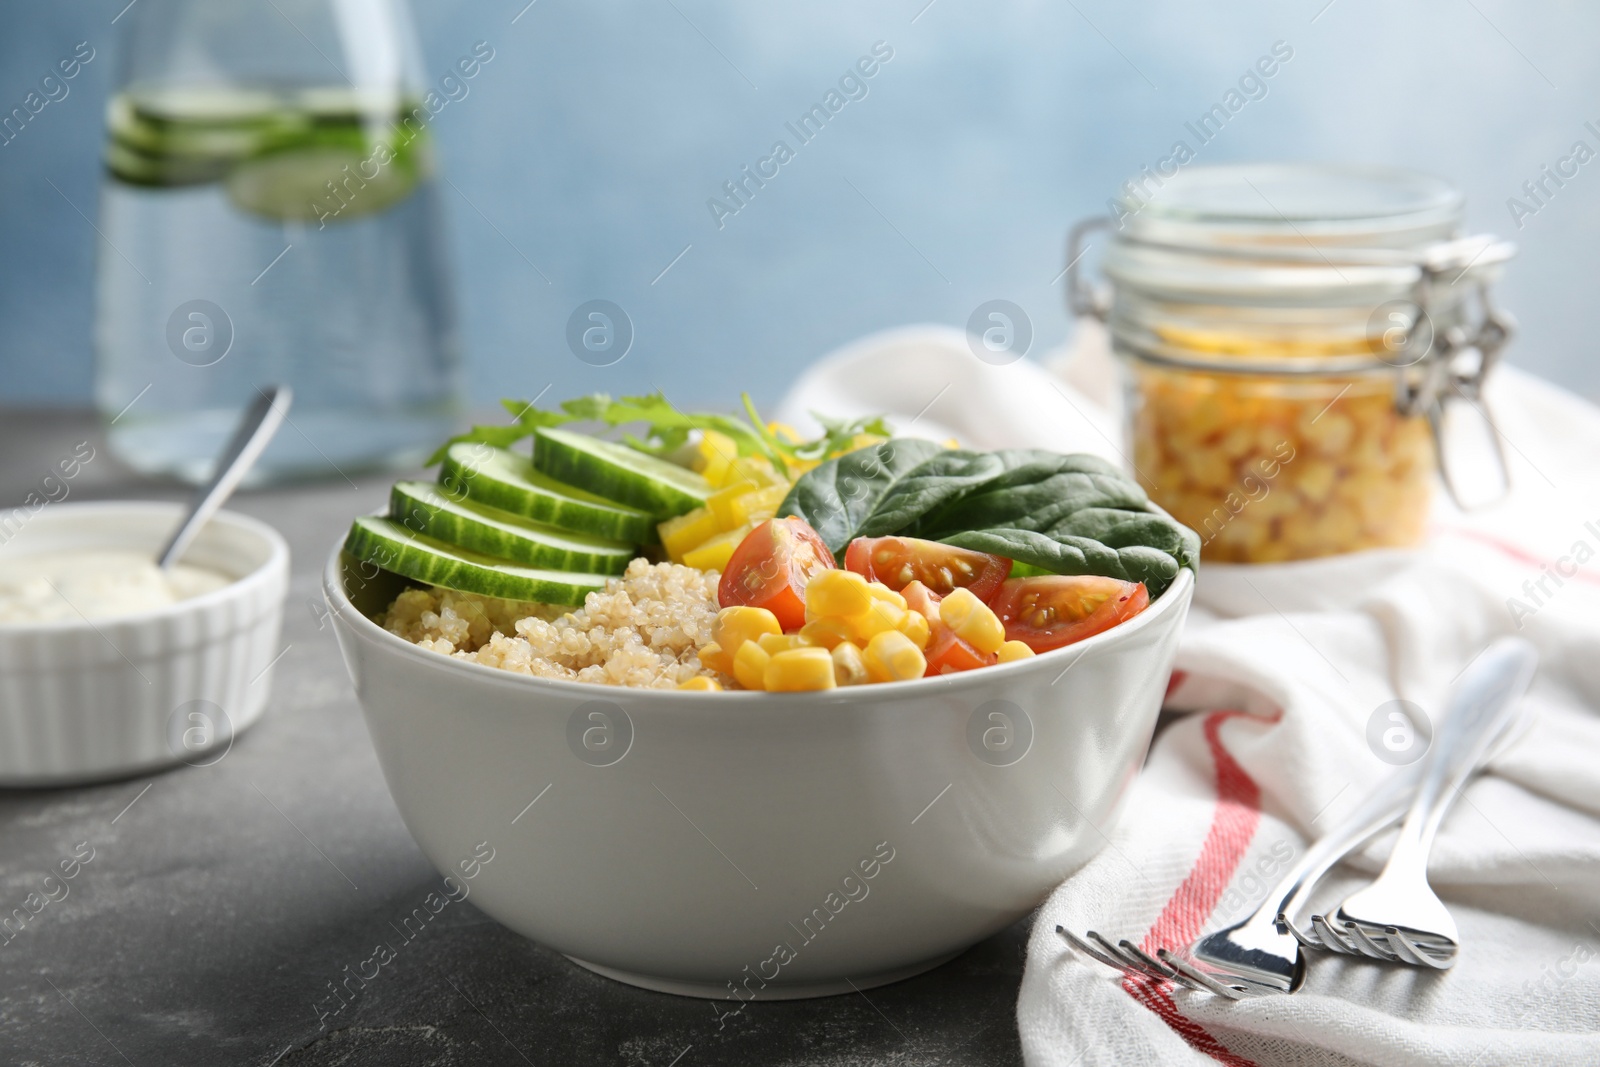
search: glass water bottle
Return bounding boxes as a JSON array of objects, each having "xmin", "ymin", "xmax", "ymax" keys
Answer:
[{"xmin": 95, "ymin": 0, "xmax": 461, "ymax": 483}]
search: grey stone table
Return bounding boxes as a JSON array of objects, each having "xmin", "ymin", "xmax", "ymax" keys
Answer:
[{"xmin": 0, "ymin": 412, "xmax": 1028, "ymax": 1067}]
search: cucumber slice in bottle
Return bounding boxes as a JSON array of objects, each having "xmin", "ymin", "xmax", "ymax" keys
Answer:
[
  {"xmin": 226, "ymin": 142, "xmax": 419, "ymax": 222},
  {"xmin": 345, "ymin": 516, "xmax": 611, "ymax": 605},
  {"xmin": 390, "ymin": 481, "xmax": 633, "ymax": 575},
  {"xmin": 532, "ymin": 427, "xmax": 711, "ymax": 519},
  {"xmin": 439, "ymin": 443, "xmax": 656, "ymax": 543}
]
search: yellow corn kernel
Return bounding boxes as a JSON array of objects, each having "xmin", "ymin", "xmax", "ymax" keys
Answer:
[
  {"xmin": 677, "ymin": 675, "xmax": 723, "ymax": 691},
  {"xmin": 805, "ymin": 569, "xmax": 873, "ymax": 619},
  {"xmin": 863, "ymin": 630, "xmax": 926, "ymax": 683},
  {"xmin": 764, "ymin": 647, "xmax": 837, "ymax": 691},
  {"xmin": 694, "ymin": 430, "xmax": 739, "ymax": 487},
  {"xmin": 895, "ymin": 608, "xmax": 931, "ymax": 650},
  {"xmin": 996, "ymin": 640, "xmax": 1035, "ymax": 663},
  {"xmin": 712, "ymin": 606, "xmax": 782, "ymax": 656},
  {"xmin": 698, "ymin": 641, "xmax": 733, "ymax": 675},
  {"xmin": 866, "ymin": 582, "xmax": 907, "ymax": 610},
  {"xmin": 733, "ymin": 641, "xmax": 771, "ymax": 691},
  {"xmin": 831, "ymin": 641, "xmax": 868, "ymax": 685},
  {"xmin": 851, "ymin": 598, "xmax": 907, "ymax": 641},
  {"xmin": 682, "ymin": 522, "xmax": 755, "ymax": 572},
  {"xmin": 658, "ymin": 506, "xmax": 721, "ymax": 563},
  {"xmin": 757, "ymin": 632, "xmax": 812, "ymax": 654},
  {"xmin": 799, "ymin": 618, "xmax": 854, "ymax": 650},
  {"xmin": 938, "ymin": 588, "xmax": 1005, "ymax": 655}
]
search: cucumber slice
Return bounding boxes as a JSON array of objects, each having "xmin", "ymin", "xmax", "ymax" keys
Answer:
[
  {"xmin": 390, "ymin": 481, "xmax": 633, "ymax": 575},
  {"xmin": 532, "ymin": 427, "xmax": 711, "ymax": 519},
  {"xmin": 345, "ymin": 516, "xmax": 611, "ymax": 605},
  {"xmin": 439, "ymin": 443, "xmax": 655, "ymax": 543},
  {"xmin": 226, "ymin": 143, "xmax": 419, "ymax": 222}
]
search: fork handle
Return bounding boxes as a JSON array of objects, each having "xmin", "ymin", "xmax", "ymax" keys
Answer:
[
  {"xmin": 1275, "ymin": 638, "xmax": 1536, "ymax": 928},
  {"xmin": 1378, "ymin": 637, "xmax": 1537, "ymax": 879},
  {"xmin": 1265, "ymin": 763, "xmax": 1418, "ymax": 932}
]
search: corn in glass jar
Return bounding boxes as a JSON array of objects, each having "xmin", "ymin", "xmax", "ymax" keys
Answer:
[{"xmin": 1068, "ymin": 164, "xmax": 1514, "ymax": 563}]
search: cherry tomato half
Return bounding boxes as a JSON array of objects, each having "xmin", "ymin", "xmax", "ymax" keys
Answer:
[
  {"xmin": 990, "ymin": 575, "xmax": 1149, "ymax": 653},
  {"xmin": 899, "ymin": 579, "xmax": 943, "ymax": 625},
  {"xmin": 899, "ymin": 579, "xmax": 996, "ymax": 676},
  {"xmin": 844, "ymin": 536, "xmax": 1011, "ymax": 602},
  {"xmin": 924, "ymin": 627, "xmax": 995, "ymax": 676},
  {"xmin": 718, "ymin": 517, "xmax": 835, "ymax": 631}
]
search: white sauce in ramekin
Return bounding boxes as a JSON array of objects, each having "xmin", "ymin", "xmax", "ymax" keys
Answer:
[{"xmin": 0, "ymin": 550, "xmax": 231, "ymax": 623}]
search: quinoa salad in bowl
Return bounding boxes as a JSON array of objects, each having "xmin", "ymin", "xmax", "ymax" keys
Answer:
[
  {"xmin": 344, "ymin": 390, "xmax": 1199, "ymax": 692},
  {"xmin": 323, "ymin": 389, "xmax": 1200, "ymax": 997}
]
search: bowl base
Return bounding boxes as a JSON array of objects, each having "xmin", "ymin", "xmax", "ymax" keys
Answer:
[{"xmin": 564, "ymin": 949, "xmax": 965, "ymax": 1001}]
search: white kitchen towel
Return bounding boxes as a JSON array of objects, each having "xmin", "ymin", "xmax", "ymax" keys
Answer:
[{"xmin": 778, "ymin": 326, "xmax": 1600, "ymax": 1067}]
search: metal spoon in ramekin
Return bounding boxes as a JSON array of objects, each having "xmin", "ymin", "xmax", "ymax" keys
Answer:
[{"xmin": 157, "ymin": 385, "xmax": 291, "ymax": 569}]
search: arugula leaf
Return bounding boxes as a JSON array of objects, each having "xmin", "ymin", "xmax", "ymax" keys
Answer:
[
  {"xmin": 428, "ymin": 391, "xmax": 898, "ymax": 474},
  {"xmin": 776, "ymin": 438, "xmax": 944, "ymax": 557},
  {"xmin": 430, "ymin": 392, "xmax": 780, "ymax": 468},
  {"xmin": 797, "ymin": 411, "xmax": 898, "ymax": 461}
]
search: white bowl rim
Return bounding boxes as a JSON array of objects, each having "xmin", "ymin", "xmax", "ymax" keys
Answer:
[
  {"xmin": 323, "ymin": 536, "xmax": 1193, "ymax": 705},
  {"xmin": 0, "ymin": 500, "xmax": 290, "ymax": 633}
]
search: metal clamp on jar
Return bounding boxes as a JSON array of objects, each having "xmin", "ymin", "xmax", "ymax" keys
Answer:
[{"xmin": 1065, "ymin": 164, "xmax": 1515, "ymax": 563}]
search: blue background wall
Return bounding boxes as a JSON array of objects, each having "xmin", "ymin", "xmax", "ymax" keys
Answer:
[{"xmin": 3, "ymin": 0, "xmax": 1597, "ymax": 414}]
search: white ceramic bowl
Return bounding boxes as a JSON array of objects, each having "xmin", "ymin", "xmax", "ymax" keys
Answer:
[
  {"xmin": 326, "ymin": 548, "xmax": 1192, "ymax": 998},
  {"xmin": 0, "ymin": 502, "xmax": 289, "ymax": 786}
]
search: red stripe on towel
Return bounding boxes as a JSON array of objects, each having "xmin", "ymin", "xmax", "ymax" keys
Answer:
[
  {"xmin": 1120, "ymin": 710, "xmax": 1262, "ymax": 1067},
  {"xmin": 1440, "ymin": 526, "xmax": 1600, "ymax": 589}
]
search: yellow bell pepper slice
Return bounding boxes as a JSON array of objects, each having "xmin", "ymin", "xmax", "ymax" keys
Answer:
[
  {"xmin": 681, "ymin": 522, "xmax": 755, "ymax": 572},
  {"xmin": 659, "ymin": 506, "xmax": 720, "ymax": 563}
]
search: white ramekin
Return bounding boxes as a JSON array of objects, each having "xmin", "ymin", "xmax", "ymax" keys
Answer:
[{"xmin": 0, "ymin": 501, "xmax": 289, "ymax": 786}]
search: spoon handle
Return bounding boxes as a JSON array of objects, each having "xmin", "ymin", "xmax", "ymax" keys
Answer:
[{"xmin": 157, "ymin": 385, "xmax": 292, "ymax": 569}]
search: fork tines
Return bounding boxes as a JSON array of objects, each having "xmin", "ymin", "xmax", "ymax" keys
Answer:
[{"xmin": 1054, "ymin": 926, "xmax": 1251, "ymax": 998}]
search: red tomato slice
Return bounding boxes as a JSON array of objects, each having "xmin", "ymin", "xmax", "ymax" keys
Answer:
[
  {"xmin": 990, "ymin": 575, "xmax": 1149, "ymax": 653},
  {"xmin": 718, "ymin": 517, "xmax": 835, "ymax": 631},
  {"xmin": 899, "ymin": 579, "xmax": 995, "ymax": 676},
  {"xmin": 844, "ymin": 536, "xmax": 1011, "ymax": 602},
  {"xmin": 900, "ymin": 580, "xmax": 942, "ymax": 623},
  {"xmin": 924, "ymin": 627, "xmax": 995, "ymax": 676}
]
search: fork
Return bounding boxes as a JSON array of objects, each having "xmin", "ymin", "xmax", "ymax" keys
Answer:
[
  {"xmin": 1057, "ymin": 637, "xmax": 1536, "ymax": 996},
  {"xmin": 1305, "ymin": 637, "xmax": 1537, "ymax": 969},
  {"xmin": 1056, "ymin": 763, "xmax": 1416, "ymax": 997}
]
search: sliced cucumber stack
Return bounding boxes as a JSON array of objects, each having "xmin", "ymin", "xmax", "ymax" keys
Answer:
[
  {"xmin": 345, "ymin": 517, "xmax": 611, "ymax": 606},
  {"xmin": 439, "ymin": 443, "xmax": 656, "ymax": 543},
  {"xmin": 390, "ymin": 481, "xmax": 632, "ymax": 575},
  {"xmin": 532, "ymin": 427, "xmax": 711, "ymax": 519}
]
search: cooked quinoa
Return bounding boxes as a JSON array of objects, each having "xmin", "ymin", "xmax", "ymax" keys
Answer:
[{"xmin": 380, "ymin": 558, "xmax": 729, "ymax": 688}]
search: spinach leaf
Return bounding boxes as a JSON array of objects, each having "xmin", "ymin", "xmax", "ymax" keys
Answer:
[
  {"xmin": 1047, "ymin": 506, "xmax": 1200, "ymax": 569},
  {"xmin": 943, "ymin": 527, "xmax": 1185, "ymax": 594},
  {"xmin": 777, "ymin": 438, "xmax": 943, "ymax": 556},
  {"xmin": 857, "ymin": 450, "xmax": 1006, "ymax": 538},
  {"xmin": 912, "ymin": 464, "xmax": 1150, "ymax": 539},
  {"xmin": 780, "ymin": 438, "xmax": 1199, "ymax": 595}
]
